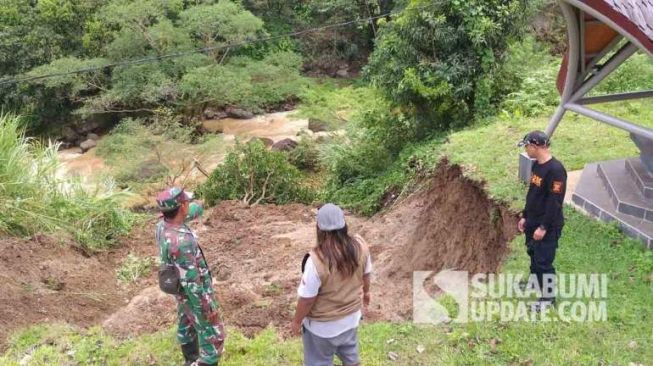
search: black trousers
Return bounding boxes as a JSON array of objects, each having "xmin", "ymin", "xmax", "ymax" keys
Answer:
[{"xmin": 525, "ymin": 226, "xmax": 561, "ymax": 301}]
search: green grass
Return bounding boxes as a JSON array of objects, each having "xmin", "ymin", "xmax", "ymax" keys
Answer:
[
  {"xmin": 437, "ymin": 100, "xmax": 653, "ymax": 209},
  {"xmin": 294, "ymin": 80, "xmax": 379, "ymax": 129},
  {"xmin": 3, "ymin": 99, "xmax": 653, "ymax": 364},
  {"xmin": 0, "ymin": 114, "xmax": 136, "ymax": 250},
  {"xmin": 115, "ymin": 254, "xmax": 154, "ymax": 284}
]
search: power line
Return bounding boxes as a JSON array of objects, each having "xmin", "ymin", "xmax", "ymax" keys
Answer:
[{"xmin": 0, "ymin": 3, "xmax": 432, "ymax": 87}]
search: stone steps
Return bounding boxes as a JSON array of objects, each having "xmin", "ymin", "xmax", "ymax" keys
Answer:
[
  {"xmin": 597, "ymin": 159, "xmax": 653, "ymax": 222},
  {"xmin": 572, "ymin": 161, "xmax": 653, "ymax": 249},
  {"xmin": 626, "ymin": 157, "xmax": 653, "ymax": 199}
]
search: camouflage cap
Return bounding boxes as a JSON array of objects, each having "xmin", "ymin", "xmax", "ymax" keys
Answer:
[{"xmin": 156, "ymin": 187, "xmax": 193, "ymax": 212}]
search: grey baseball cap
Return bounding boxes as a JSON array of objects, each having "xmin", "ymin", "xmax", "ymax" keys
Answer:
[{"xmin": 316, "ymin": 203, "xmax": 346, "ymax": 231}]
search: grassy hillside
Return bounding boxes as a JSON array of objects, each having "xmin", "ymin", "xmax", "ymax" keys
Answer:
[{"xmin": 3, "ymin": 101, "xmax": 652, "ymax": 365}]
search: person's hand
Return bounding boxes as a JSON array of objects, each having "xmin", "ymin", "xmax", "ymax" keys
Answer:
[
  {"xmin": 291, "ymin": 319, "xmax": 302, "ymax": 337},
  {"xmin": 363, "ymin": 292, "xmax": 371, "ymax": 307},
  {"xmin": 533, "ymin": 227, "xmax": 546, "ymax": 241},
  {"xmin": 518, "ymin": 218, "xmax": 526, "ymax": 233}
]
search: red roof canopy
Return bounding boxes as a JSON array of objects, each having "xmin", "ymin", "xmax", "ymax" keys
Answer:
[{"xmin": 557, "ymin": 0, "xmax": 653, "ymax": 93}]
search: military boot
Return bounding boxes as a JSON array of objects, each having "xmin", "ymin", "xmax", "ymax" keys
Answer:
[{"xmin": 181, "ymin": 339, "xmax": 199, "ymax": 366}]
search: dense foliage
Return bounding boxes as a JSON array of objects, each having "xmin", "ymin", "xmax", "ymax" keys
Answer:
[
  {"xmin": 197, "ymin": 140, "xmax": 313, "ymax": 206},
  {"xmin": 241, "ymin": 0, "xmax": 395, "ymax": 71},
  {"xmin": 0, "ymin": 0, "xmax": 305, "ymax": 134},
  {"xmin": 318, "ymin": 0, "xmax": 555, "ymax": 213},
  {"xmin": 365, "ymin": 0, "xmax": 530, "ymax": 131}
]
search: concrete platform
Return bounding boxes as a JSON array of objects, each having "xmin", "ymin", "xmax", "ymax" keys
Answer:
[
  {"xmin": 597, "ymin": 159, "xmax": 653, "ymax": 222},
  {"xmin": 626, "ymin": 157, "xmax": 653, "ymax": 199},
  {"xmin": 572, "ymin": 162, "xmax": 653, "ymax": 249}
]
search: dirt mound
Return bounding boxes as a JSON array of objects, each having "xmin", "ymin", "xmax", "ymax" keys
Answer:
[
  {"xmin": 0, "ymin": 162, "xmax": 518, "ymax": 344},
  {"xmin": 378, "ymin": 163, "xmax": 514, "ymax": 274},
  {"xmin": 99, "ymin": 202, "xmax": 368, "ymax": 339},
  {"xmin": 360, "ymin": 163, "xmax": 517, "ymax": 320},
  {"xmin": 102, "ymin": 286, "xmax": 176, "ymax": 338},
  {"xmin": 201, "ymin": 202, "xmax": 372, "ymax": 337},
  {"xmin": 0, "ymin": 231, "xmax": 154, "ymax": 348},
  {"xmin": 100, "ymin": 162, "xmax": 517, "ymax": 339}
]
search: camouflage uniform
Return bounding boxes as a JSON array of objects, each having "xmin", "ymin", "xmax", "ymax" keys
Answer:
[{"xmin": 156, "ymin": 188, "xmax": 225, "ymax": 366}]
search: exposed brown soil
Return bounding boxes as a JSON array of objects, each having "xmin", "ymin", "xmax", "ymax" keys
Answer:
[
  {"xmin": 0, "ymin": 162, "xmax": 518, "ymax": 347},
  {"xmin": 103, "ymin": 202, "xmax": 368, "ymax": 339},
  {"xmin": 0, "ymin": 228, "xmax": 153, "ymax": 349},
  {"xmin": 360, "ymin": 163, "xmax": 517, "ymax": 319}
]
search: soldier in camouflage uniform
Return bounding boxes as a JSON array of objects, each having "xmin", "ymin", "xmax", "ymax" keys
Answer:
[{"xmin": 155, "ymin": 187, "xmax": 225, "ymax": 366}]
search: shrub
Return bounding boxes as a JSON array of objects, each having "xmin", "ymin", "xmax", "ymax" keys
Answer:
[
  {"xmin": 197, "ymin": 140, "xmax": 313, "ymax": 206},
  {"xmin": 499, "ymin": 37, "xmax": 559, "ymax": 117},
  {"xmin": 321, "ymin": 133, "xmax": 394, "ymax": 187},
  {"xmin": 145, "ymin": 108, "xmax": 198, "ymax": 144},
  {"xmin": 287, "ymin": 136, "xmax": 320, "ymax": 172},
  {"xmin": 96, "ymin": 118, "xmax": 157, "ymax": 164},
  {"xmin": 0, "ymin": 114, "xmax": 135, "ymax": 250},
  {"xmin": 295, "ymin": 82, "xmax": 377, "ymax": 128},
  {"xmin": 96, "ymin": 116, "xmax": 213, "ymax": 191}
]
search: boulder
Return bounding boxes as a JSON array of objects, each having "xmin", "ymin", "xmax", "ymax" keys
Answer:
[
  {"xmin": 79, "ymin": 139, "xmax": 97, "ymax": 153},
  {"xmin": 203, "ymin": 108, "xmax": 218, "ymax": 119},
  {"xmin": 87, "ymin": 133, "xmax": 100, "ymax": 141},
  {"xmin": 336, "ymin": 68, "xmax": 349, "ymax": 78},
  {"xmin": 76, "ymin": 120, "xmax": 101, "ymax": 134},
  {"xmin": 308, "ymin": 118, "xmax": 329, "ymax": 133},
  {"xmin": 271, "ymin": 138, "xmax": 298, "ymax": 152},
  {"xmin": 225, "ymin": 107, "xmax": 254, "ymax": 119},
  {"xmin": 61, "ymin": 126, "xmax": 79, "ymax": 143},
  {"xmin": 203, "ymin": 108, "xmax": 228, "ymax": 120}
]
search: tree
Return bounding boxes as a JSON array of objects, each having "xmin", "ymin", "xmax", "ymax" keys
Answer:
[
  {"xmin": 0, "ymin": 0, "xmax": 100, "ymax": 75},
  {"xmin": 13, "ymin": 57, "xmax": 109, "ymax": 131},
  {"xmin": 241, "ymin": 0, "xmax": 396, "ymax": 71},
  {"xmin": 0, "ymin": 0, "xmax": 306, "ymax": 133},
  {"xmin": 179, "ymin": 1, "xmax": 264, "ymax": 61},
  {"xmin": 365, "ymin": 0, "xmax": 530, "ymax": 133}
]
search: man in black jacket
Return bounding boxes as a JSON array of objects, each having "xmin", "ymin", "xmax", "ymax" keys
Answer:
[{"xmin": 517, "ymin": 131, "xmax": 567, "ymax": 311}]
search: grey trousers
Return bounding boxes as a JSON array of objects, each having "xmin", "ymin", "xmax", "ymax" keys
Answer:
[{"xmin": 302, "ymin": 326, "xmax": 360, "ymax": 366}]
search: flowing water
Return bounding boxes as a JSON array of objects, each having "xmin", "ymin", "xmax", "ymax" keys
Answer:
[
  {"xmin": 201, "ymin": 111, "xmax": 308, "ymax": 141},
  {"xmin": 57, "ymin": 111, "xmax": 310, "ymax": 185}
]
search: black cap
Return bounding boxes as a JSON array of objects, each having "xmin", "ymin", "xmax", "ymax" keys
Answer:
[{"xmin": 517, "ymin": 130, "xmax": 550, "ymax": 147}]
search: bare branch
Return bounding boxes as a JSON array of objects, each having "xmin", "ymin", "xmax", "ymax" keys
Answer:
[
  {"xmin": 219, "ymin": 47, "xmax": 231, "ymax": 65},
  {"xmin": 193, "ymin": 158, "xmax": 210, "ymax": 177},
  {"xmin": 253, "ymin": 170, "xmax": 274, "ymax": 206}
]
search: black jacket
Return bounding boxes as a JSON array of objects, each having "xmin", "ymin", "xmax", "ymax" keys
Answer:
[{"xmin": 523, "ymin": 157, "xmax": 567, "ymax": 230}]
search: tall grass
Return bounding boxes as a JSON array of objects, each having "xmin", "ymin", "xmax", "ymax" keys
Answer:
[{"xmin": 0, "ymin": 114, "xmax": 135, "ymax": 250}]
